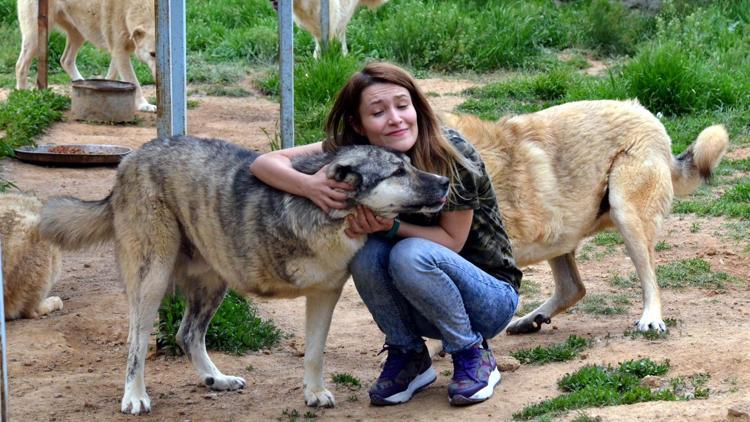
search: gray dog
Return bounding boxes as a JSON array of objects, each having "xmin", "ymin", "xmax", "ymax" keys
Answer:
[{"xmin": 39, "ymin": 136, "xmax": 449, "ymax": 414}]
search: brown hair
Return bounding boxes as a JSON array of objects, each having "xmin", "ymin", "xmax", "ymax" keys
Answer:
[{"xmin": 322, "ymin": 62, "xmax": 476, "ymax": 187}]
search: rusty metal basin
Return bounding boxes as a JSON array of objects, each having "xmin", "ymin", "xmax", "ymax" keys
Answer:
[
  {"xmin": 14, "ymin": 144, "xmax": 132, "ymax": 166},
  {"xmin": 71, "ymin": 79, "xmax": 136, "ymax": 123}
]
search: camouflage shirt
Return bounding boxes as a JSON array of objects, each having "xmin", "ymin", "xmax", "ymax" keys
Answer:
[{"xmin": 399, "ymin": 128, "xmax": 522, "ymax": 291}]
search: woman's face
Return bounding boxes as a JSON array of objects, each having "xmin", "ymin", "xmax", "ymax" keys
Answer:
[{"xmin": 356, "ymin": 82, "xmax": 419, "ymax": 152}]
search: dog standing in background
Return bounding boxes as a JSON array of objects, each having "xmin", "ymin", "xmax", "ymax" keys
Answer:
[
  {"xmin": 0, "ymin": 193, "xmax": 63, "ymax": 320},
  {"xmin": 441, "ymin": 99, "xmax": 728, "ymax": 335},
  {"xmin": 290, "ymin": 0, "xmax": 390, "ymax": 58},
  {"xmin": 15, "ymin": 0, "xmax": 158, "ymax": 112}
]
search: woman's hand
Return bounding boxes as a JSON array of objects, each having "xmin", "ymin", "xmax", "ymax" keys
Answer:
[
  {"xmin": 305, "ymin": 166, "xmax": 352, "ymax": 213},
  {"xmin": 345, "ymin": 205, "xmax": 394, "ymax": 238}
]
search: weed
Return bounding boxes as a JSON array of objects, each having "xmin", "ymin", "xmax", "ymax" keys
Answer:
[
  {"xmin": 511, "ymin": 335, "xmax": 590, "ymax": 365},
  {"xmin": 331, "ymin": 373, "xmax": 361, "ymax": 390},
  {"xmin": 624, "ymin": 327, "xmax": 668, "ymax": 341},
  {"xmin": 690, "ymin": 222, "xmax": 701, "ymax": 233},
  {"xmin": 0, "ymin": 89, "xmax": 69, "ymax": 155},
  {"xmin": 609, "ymin": 272, "xmax": 638, "ymax": 289},
  {"xmin": 516, "ymin": 300, "xmax": 543, "ymax": 317},
  {"xmin": 592, "ymin": 231, "xmax": 624, "ymax": 246},
  {"xmin": 514, "ymin": 358, "xmax": 674, "ymax": 420},
  {"xmin": 440, "ymin": 369, "xmax": 451, "ymax": 377},
  {"xmin": 656, "ymin": 258, "xmax": 738, "ymax": 289},
  {"xmin": 347, "ymin": 394, "xmax": 358, "ymax": 402},
  {"xmin": 156, "ymin": 290, "xmax": 281, "ymax": 356},
  {"xmin": 655, "ymin": 240, "xmax": 672, "ymax": 251},
  {"xmin": 572, "ymin": 412, "xmax": 602, "ymax": 422},
  {"xmin": 245, "ymin": 364, "xmax": 254, "ymax": 372},
  {"xmin": 577, "ymin": 294, "xmax": 631, "ymax": 315}
]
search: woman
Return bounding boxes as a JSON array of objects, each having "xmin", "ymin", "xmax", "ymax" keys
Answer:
[{"xmin": 250, "ymin": 62, "xmax": 521, "ymax": 406}]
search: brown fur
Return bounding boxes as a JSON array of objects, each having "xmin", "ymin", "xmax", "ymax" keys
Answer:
[
  {"xmin": 441, "ymin": 99, "xmax": 728, "ymax": 334},
  {"xmin": 0, "ymin": 193, "xmax": 62, "ymax": 320}
]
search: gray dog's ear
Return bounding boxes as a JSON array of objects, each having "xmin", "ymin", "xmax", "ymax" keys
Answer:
[{"xmin": 327, "ymin": 163, "xmax": 362, "ymax": 187}]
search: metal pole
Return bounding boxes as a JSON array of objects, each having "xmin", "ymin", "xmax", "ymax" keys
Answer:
[
  {"xmin": 156, "ymin": 0, "xmax": 187, "ymax": 139},
  {"xmin": 279, "ymin": 0, "xmax": 294, "ymax": 149},
  {"xmin": 0, "ymin": 240, "xmax": 10, "ymax": 421},
  {"xmin": 320, "ymin": 0, "xmax": 329, "ymax": 53},
  {"xmin": 36, "ymin": 0, "xmax": 48, "ymax": 89}
]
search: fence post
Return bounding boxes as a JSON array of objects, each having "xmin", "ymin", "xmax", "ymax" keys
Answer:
[{"xmin": 279, "ymin": 0, "xmax": 294, "ymax": 149}]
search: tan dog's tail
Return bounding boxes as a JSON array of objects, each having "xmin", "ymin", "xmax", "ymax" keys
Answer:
[
  {"xmin": 671, "ymin": 125, "xmax": 729, "ymax": 197},
  {"xmin": 39, "ymin": 194, "xmax": 114, "ymax": 250}
]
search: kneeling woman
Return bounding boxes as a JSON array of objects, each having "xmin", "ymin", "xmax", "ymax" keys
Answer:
[{"xmin": 250, "ymin": 62, "xmax": 521, "ymax": 406}]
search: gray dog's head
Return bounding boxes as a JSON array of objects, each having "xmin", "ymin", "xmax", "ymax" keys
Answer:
[{"xmin": 325, "ymin": 145, "xmax": 450, "ymax": 217}]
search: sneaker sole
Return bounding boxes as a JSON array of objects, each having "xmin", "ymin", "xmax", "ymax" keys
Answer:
[
  {"xmin": 370, "ymin": 366, "xmax": 437, "ymax": 406},
  {"xmin": 449, "ymin": 367, "xmax": 501, "ymax": 406}
]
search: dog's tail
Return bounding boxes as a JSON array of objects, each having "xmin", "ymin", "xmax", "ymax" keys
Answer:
[
  {"xmin": 39, "ymin": 194, "xmax": 114, "ymax": 250},
  {"xmin": 671, "ymin": 125, "xmax": 729, "ymax": 197}
]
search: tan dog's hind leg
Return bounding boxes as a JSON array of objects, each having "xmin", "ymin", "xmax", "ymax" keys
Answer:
[
  {"xmin": 303, "ymin": 288, "xmax": 343, "ymax": 407},
  {"xmin": 608, "ymin": 158, "xmax": 671, "ymax": 333},
  {"xmin": 175, "ymin": 272, "xmax": 246, "ymax": 391},
  {"xmin": 15, "ymin": 1, "xmax": 39, "ymax": 90},
  {"xmin": 111, "ymin": 48, "xmax": 156, "ymax": 113},
  {"xmin": 507, "ymin": 253, "xmax": 585, "ymax": 334}
]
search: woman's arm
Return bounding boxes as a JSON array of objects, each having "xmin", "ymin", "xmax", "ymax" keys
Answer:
[
  {"xmin": 250, "ymin": 142, "xmax": 351, "ymax": 212},
  {"xmin": 346, "ymin": 207, "xmax": 473, "ymax": 253}
]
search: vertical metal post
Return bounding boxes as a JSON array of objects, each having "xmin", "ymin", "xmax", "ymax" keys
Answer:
[
  {"xmin": 36, "ymin": 0, "xmax": 48, "ymax": 89},
  {"xmin": 320, "ymin": 0, "xmax": 329, "ymax": 52},
  {"xmin": 279, "ymin": 0, "xmax": 294, "ymax": 149},
  {"xmin": 156, "ymin": 0, "xmax": 187, "ymax": 139},
  {"xmin": 0, "ymin": 241, "xmax": 10, "ymax": 421}
]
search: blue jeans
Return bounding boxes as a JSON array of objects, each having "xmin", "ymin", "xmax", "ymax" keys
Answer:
[{"xmin": 350, "ymin": 236, "xmax": 518, "ymax": 354}]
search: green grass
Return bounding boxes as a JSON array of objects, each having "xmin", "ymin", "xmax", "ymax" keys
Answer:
[
  {"xmin": 515, "ymin": 299, "xmax": 543, "ymax": 317},
  {"xmin": 655, "ymin": 240, "xmax": 672, "ymax": 251},
  {"xmin": 0, "ymin": 89, "xmax": 70, "ymax": 156},
  {"xmin": 592, "ymin": 231, "xmax": 624, "ymax": 247},
  {"xmin": 577, "ymin": 294, "xmax": 631, "ymax": 316},
  {"xmin": 513, "ymin": 358, "xmax": 676, "ymax": 420},
  {"xmin": 510, "ymin": 335, "xmax": 590, "ymax": 365},
  {"xmin": 331, "ymin": 373, "xmax": 361, "ymax": 390},
  {"xmin": 156, "ymin": 290, "xmax": 281, "ymax": 356},
  {"xmin": 656, "ymin": 258, "xmax": 738, "ymax": 289}
]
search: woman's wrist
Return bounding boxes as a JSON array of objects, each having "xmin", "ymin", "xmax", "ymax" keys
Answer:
[{"xmin": 384, "ymin": 217, "xmax": 400, "ymax": 239}]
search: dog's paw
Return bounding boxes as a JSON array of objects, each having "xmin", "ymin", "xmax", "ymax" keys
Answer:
[
  {"xmin": 204, "ymin": 374, "xmax": 246, "ymax": 391},
  {"xmin": 304, "ymin": 386, "xmax": 335, "ymax": 408},
  {"xmin": 506, "ymin": 314, "xmax": 550, "ymax": 335},
  {"xmin": 137, "ymin": 102, "xmax": 157, "ymax": 113},
  {"xmin": 121, "ymin": 391, "xmax": 151, "ymax": 415},
  {"xmin": 635, "ymin": 318, "xmax": 667, "ymax": 333},
  {"xmin": 38, "ymin": 296, "xmax": 64, "ymax": 316}
]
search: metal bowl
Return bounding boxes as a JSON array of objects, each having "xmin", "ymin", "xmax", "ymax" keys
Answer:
[{"xmin": 14, "ymin": 144, "xmax": 132, "ymax": 166}]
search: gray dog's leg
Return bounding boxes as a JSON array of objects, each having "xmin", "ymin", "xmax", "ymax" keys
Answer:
[
  {"xmin": 119, "ymin": 248, "xmax": 177, "ymax": 414},
  {"xmin": 507, "ymin": 252, "xmax": 585, "ymax": 334},
  {"xmin": 303, "ymin": 288, "xmax": 343, "ymax": 407},
  {"xmin": 176, "ymin": 273, "xmax": 246, "ymax": 391}
]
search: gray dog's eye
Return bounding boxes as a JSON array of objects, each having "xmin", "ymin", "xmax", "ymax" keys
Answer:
[{"xmin": 393, "ymin": 168, "xmax": 407, "ymax": 177}]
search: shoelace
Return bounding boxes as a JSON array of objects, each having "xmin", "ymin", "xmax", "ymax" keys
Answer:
[
  {"xmin": 377, "ymin": 344, "xmax": 411, "ymax": 381},
  {"xmin": 452, "ymin": 346, "xmax": 483, "ymax": 383}
]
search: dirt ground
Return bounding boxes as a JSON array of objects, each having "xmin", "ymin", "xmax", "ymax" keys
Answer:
[{"xmin": 1, "ymin": 78, "xmax": 749, "ymax": 422}]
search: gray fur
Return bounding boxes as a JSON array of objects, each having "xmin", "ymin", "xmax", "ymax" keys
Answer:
[{"xmin": 39, "ymin": 135, "xmax": 448, "ymax": 414}]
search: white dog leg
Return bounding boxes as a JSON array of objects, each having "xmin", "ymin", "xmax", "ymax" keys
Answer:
[
  {"xmin": 15, "ymin": 4, "xmax": 39, "ymax": 90},
  {"xmin": 105, "ymin": 60, "xmax": 118, "ymax": 80},
  {"xmin": 303, "ymin": 289, "xmax": 342, "ymax": 407},
  {"xmin": 112, "ymin": 49, "xmax": 156, "ymax": 113},
  {"xmin": 176, "ymin": 274, "xmax": 245, "ymax": 391},
  {"xmin": 58, "ymin": 26, "xmax": 86, "ymax": 82},
  {"xmin": 507, "ymin": 253, "xmax": 585, "ymax": 334}
]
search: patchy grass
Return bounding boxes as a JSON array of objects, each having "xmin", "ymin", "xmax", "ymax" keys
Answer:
[
  {"xmin": 156, "ymin": 290, "xmax": 281, "ymax": 356},
  {"xmin": 513, "ymin": 358, "xmax": 675, "ymax": 420},
  {"xmin": 0, "ymin": 89, "xmax": 70, "ymax": 156},
  {"xmin": 656, "ymin": 258, "xmax": 738, "ymax": 289},
  {"xmin": 511, "ymin": 335, "xmax": 590, "ymax": 365},
  {"xmin": 609, "ymin": 272, "xmax": 638, "ymax": 289},
  {"xmin": 516, "ymin": 299, "xmax": 543, "ymax": 317},
  {"xmin": 655, "ymin": 240, "xmax": 672, "ymax": 251},
  {"xmin": 592, "ymin": 231, "xmax": 625, "ymax": 246},
  {"xmin": 576, "ymin": 294, "xmax": 631, "ymax": 315},
  {"xmin": 331, "ymin": 373, "xmax": 361, "ymax": 390}
]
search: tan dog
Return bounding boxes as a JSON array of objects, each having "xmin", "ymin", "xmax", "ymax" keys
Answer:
[
  {"xmin": 440, "ymin": 99, "xmax": 728, "ymax": 335},
  {"xmin": 0, "ymin": 193, "xmax": 63, "ymax": 320},
  {"xmin": 293, "ymin": 0, "xmax": 389, "ymax": 58},
  {"xmin": 15, "ymin": 0, "xmax": 157, "ymax": 112}
]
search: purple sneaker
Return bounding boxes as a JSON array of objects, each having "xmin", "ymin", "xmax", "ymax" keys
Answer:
[
  {"xmin": 448, "ymin": 342, "xmax": 501, "ymax": 406},
  {"xmin": 369, "ymin": 345, "xmax": 436, "ymax": 406}
]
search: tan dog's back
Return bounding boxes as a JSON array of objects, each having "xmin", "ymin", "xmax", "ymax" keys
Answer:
[{"xmin": 0, "ymin": 193, "xmax": 63, "ymax": 320}]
